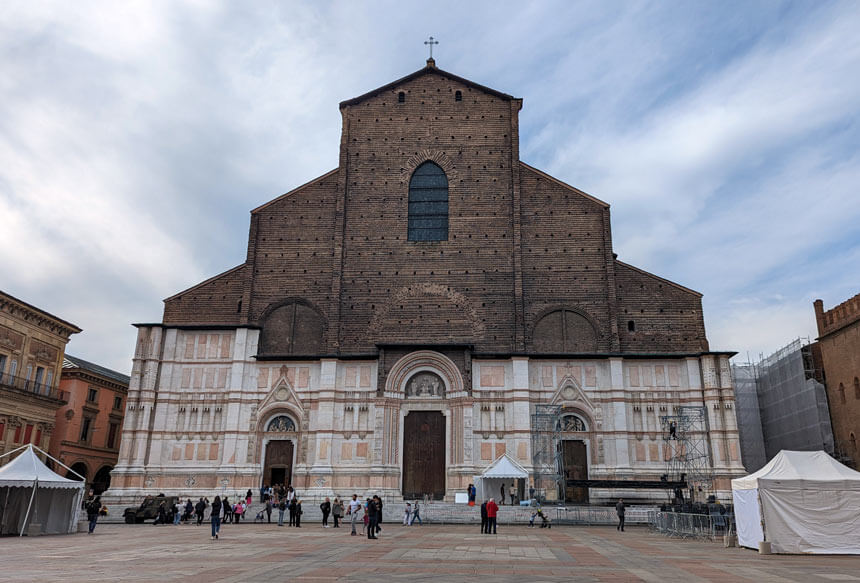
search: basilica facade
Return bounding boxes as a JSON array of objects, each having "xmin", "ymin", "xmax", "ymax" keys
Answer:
[{"xmin": 107, "ymin": 59, "xmax": 744, "ymax": 504}]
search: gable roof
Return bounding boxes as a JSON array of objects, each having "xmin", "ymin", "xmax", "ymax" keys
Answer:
[
  {"xmin": 339, "ymin": 59, "xmax": 518, "ymax": 108},
  {"xmin": 479, "ymin": 453, "xmax": 529, "ymax": 478},
  {"xmin": 0, "ymin": 445, "xmax": 85, "ymax": 489},
  {"xmin": 615, "ymin": 260, "xmax": 703, "ymax": 297},
  {"xmin": 63, "ymin": 354, "xmax": 130, "ymax": 385}
]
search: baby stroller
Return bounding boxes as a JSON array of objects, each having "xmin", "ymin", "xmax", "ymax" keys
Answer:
[
  {"xmin": 529, "ymin": 507, "xmax": 551, "ymax": 529},
  {"xmin": 253, "ymin": 508, "xmax": 266, "ymax": 523}
]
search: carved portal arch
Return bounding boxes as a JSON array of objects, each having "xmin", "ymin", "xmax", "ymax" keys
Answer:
[{"xmin": 385, "ymin": 350, "xmax": 464, "ymax": 396}]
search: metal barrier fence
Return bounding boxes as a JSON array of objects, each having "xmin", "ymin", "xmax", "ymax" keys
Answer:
[{"xmin": 649, "ymin": 511, "xmax": 734, "ymax": 541}]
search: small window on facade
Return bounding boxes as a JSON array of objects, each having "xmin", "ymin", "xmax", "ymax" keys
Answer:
[
  {"xmin": 114, "ymin": 396, "xmax": 123, "ymax": 410},
  {"xmin": 87, "ymin": 388, "xmax": 98, "ymax": 403},
  {"xmin": 398, "ymin": 91, "xmax": 405, "ymax": 103},
  {"xmin": 9, "ymin": 359, "xmax": 17, "ymax": 378},
  {"xmin": 23, "ymin": 424, "xmax": 33, "ymax": 444},
  {"xmin": 80, "ymin": 417, "xmax": 92, "ymax": 442},
  {"xmin": 34, "ymin": 366, "xmax": 44, "ymax": 391},
  {"xmin": 627, "ymin": 320, "xmax": 636, "ymax": 332},
  {"xmin": 854, "ymin": 377, "xmax": 860, "ymax": 399},
  {"xmin": 839, "ymin": 383, "xmax": 846, "ymax": 404},
  {"xmin": 455, "ymin": 90, "xmax": 462, "ymax": 101},
  {"xmin": 107, "ymin": 423, "xmax": 119, "ymax": 449},
  {"xmin": 0, "ymin": 354, "xmax": 6, "ymax": 381},
  {"xmin": 408, "ymin": 161, "xmax": 448, "ymax": 241},
  {"xmin": 237, "ymin": 299, "xmax": 242, "ymax": 313}
]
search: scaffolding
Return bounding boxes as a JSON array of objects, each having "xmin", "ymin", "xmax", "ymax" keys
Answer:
[
  {"xmin": 732, "ymin": 338, "xmax": 834, "ymax": 466},
  {"xmin": 660, "ymin": 406, "xmax": 713, "ymax": 501},
  {"xmin": 530, "ymin": 404, "xmax": 562, "ymax": 503},
  {"xmin": 732, "ymin": 363, "xmax": 768, "ymax": 472}
]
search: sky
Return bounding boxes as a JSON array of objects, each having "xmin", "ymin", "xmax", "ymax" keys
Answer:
[{"xmin": 1, "ymin": 1, "xmax": 858, "ymax": 374}]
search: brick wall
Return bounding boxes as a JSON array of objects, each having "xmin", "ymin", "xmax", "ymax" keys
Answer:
[{"xmin": 161, "ymin": 63, "xmax": 711, "ymax": 358}]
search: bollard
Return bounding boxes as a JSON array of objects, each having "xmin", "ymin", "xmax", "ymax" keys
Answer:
[{"xmin": 758, "ymin": 541, "xmax": 772, "ymax": 554}]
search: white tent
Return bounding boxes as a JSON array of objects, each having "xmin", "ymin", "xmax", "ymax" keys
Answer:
[
  {"xmin": 0, "ymin": 444, "xmax": 86, "ymax": 536},
  {"xmin": 475, "ymin": 454, "xmax": 529, "ymax": 502},
  {"xmin": 731, "ymin": 450, "xmax": 860, "ymax": 554}
]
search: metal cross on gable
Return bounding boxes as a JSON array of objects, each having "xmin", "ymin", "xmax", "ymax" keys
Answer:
[{"xmin": 424, "ymin": 36, "xmax": 439, "ymax": 59}]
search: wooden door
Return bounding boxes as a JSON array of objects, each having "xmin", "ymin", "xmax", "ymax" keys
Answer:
[
  {"xmin": 563, "ymin": 440, "xmax": 589, "ymax": 503},
  {"xmin": 264, "ymin": 440, "xmax": 294, "ymax": 488},
  {"xmin": 402, "ymin": 411, "xmax": 445, "ymax": 500}
]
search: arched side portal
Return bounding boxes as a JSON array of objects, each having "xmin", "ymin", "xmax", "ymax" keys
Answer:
[{"xmin": 260, "ymin": 413, "xmax": 299, "ymax": 488}]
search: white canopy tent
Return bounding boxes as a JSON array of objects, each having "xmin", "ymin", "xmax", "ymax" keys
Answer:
[
  {"xmin": 474, "ymin": 454, "xmax": 529, "ymax": 502},
  {"xmin": 0, "ymin": 444, "xmax": 86, "ymax": 536},
  {"xmin": 731, "ymin": 450, "xmax": 860, "ymax": 554}
]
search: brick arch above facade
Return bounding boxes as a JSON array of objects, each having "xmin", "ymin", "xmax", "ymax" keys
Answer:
[
  {"xmin": 529, "ymin": 306, "xmax": 600, "ymax": 353},
  {"xmin": 258, "ymin": 298, "xmax": 327, "ymax": 356}
]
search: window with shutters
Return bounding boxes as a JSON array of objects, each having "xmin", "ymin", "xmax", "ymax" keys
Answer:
[{"xmin": 408, "ymin": 162, "xmax": 448, "ymax": 241}]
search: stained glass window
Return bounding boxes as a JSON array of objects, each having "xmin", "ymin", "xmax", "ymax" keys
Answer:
[{"xmin": 408, "ymin": 162, "xmax": 448, "ymax": 241}]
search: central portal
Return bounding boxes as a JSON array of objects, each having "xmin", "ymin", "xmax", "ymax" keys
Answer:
[
  {"xmin": 402, "ymin": 411, "xmax": 445, "ymax": 500},
  {"xmin": 263, "ymin": 440, "xmax": 294, "ymax": 488},
  {"xmin": 562, "ymin": 440, "xmax": 589, "ymax": 503}
]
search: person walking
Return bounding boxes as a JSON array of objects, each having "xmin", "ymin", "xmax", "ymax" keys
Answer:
[
  {"xmin": 486, "ymin": 498, "xmax": 498, "ymax": 534},
  {"xmin": 403, "ymin": 502, "xmax": 412, "ymax": 525},
  {"xmin": 245, "ymin": 489, "xmax": 253, "ymax": 507},
  {"xmin": 375, "ymin": 496, "xmax": 383, "ymax": 535},
  {"xmin": 320, "ymin": 497, "xmax": 331, "ymax": 528},
  {"xmin": 86, "ymin": 495, "xmax": 101, "ymax": 534},
  {"xmin": 616, "ymin": 498, "xmax": 626, "ymax": 532},
  {"xmin": 348, "ymin": 494, "xmax": 361, "ymax": 536},
  {"xmin": 480, "ymin": 500, "xmax": 488, "ymax": 534},
  {"xmin": 233, "ymin": 501, "xmax": 244, "ymax": 524},
  {"xmin": 294, "ymin": 500, "xmax": 303, "ymax": 528},
  {"xmin": 367, "ymin": 497, "xmax": 379, "ymax": 539},
  {"xmin": 173, "ymin": 499, "xmax": 182, "ymax": 525},
  {"xmin": 265, "ymin": 497, "xmax": 273, "ymax": 524},
  {"xmin": 210, "ymin": 496, "xmax": 222, "ymax": 540},
  {"xmin": 277, "ymin": 497, "xmax": 286, "ymax": 527},
  {"xmin": 184, "ymin": 499, "xmax": 194, "ymax": 522},
  {"xmin": 332, "ymin": 498, "xmax": 344, "ymax": 528},
  {"xmin": 410, "ymin": 500, "xmax": 422, "ymax": 525},
  {"xmin": 222, "ymin": 497, "xmax": 231, "ymax": 524}
]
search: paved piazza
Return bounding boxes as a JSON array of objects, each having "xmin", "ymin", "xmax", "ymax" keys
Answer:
[{"xmin": 3, "ymin": 523, "xmax": 859, "ymax": 582}]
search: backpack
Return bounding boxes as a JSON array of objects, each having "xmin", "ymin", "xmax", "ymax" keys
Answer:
[{"xmin": 279, "ymin": 500, "xmax": 286, "ymax": 511}]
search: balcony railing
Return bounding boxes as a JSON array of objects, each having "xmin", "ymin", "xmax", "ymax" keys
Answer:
[{"xmin": 0, "ymin": 372, "xmax": 64, "ymax": 400}]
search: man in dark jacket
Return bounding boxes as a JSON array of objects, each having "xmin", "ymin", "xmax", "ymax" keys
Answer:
[
  {"xmin": 320, "ymin": 497, "xmax": 331, "ymax": 528},
  {"xmin": 86, "ymin": 495, "xmax": 101, "ymax": 534},
  {"xmin": 210, "ymin": 496, "xmax": 222, "ymax": 540},
  {"xmin": 288, "ymin": 498, "xmax": 297, "ymax": 526},
  {"xmin": 195, "ymin": 498, "xmax": 206, "ymax": 525},
  {"xmin": 294, "ymin": 500, "xmax": 303, "ymax": 527},
  {"xmin": 616, "ymin": 498, "xmax": 626, "ymax": 532},
  {"xmin": 375, "ymin": 496, "xmax": 383, "ymax": 534},
  {"xmin": 480, "ymin": 500, "xmax": 488, "ymax": 534},
  {"xmin": 265, "ymin": 498, "xmax": 273, "ymax": 524},
  {"xmin": 367, "ymin": 498, "xmax": 378, "ymax": 539}
]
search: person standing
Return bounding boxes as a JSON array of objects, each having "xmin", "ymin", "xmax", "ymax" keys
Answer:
[
  {"xmin": 260, "ymin": 484, "xmax": 266, "ymax": 504},
  {"xmin": 265, "ymin": 497, "xmax": 273, "ymax": 524},
  {"xmin": 173, "ymin": 499, "xmax": 182, "ymax": 525},
  {"xmin": 480, "ymin": 500, "xmax": 488, "ymax": 534},
  {"xmin": 410, "ymin": 500, "xmax": 422, "ymax": 525},
  {"xmin": 616, "ymin": 498, "xmax": 626, "ymax": 532},
  {"xmin": 245, "ymin": 489, "xmax": 253, "ymax": 507},
  {"xmin": 277, "ymin": 497, "xmax": 286, "ymax": 527},
  {"xmin": 288, "ymin": 497, "xmax": 297, "ymax": 526},
  {"xmin": 184, "ymin": 499, "xmax": 194, "ymax": 522},
  {"xmin": 367, "ymin": 497, "xmax": 378, "ymax": 539},
  {"xmin": 210, "ymin": 496, "xmax": 222, "ymax": 540},
  {"xmin": 500, "ymin": 483, "xmax": 505, "ymax": 505},
  {"xmin": 348, "ymin": 494, "xmax": 361, "ymax": 536},
  {"xmin": 320, "ymin": 497, "xmax": 331, "ymax": 528},
  {"xmin": 195, "ymin": 498, "xmax": 206, "ymax": 526},
  {"xmin": 486, "ymin": 498, "xmax": 498, "ymax": 534},
  {"xmin": 332, "ymin": 498, "xmax": 344, "ymax": 528},
  {"xmin": 86, "ymin": 495, "xmax": 101, "ymax": 534},
  {"xmin": 403, "ymin": 502, "xmax": 412, "ymax": 525},
  {"xmin": 222, "ymin": 497, "xmax": 231, "ymax": 524},
  {"xmin": 468, "ymin": 484, "xmax": 476, "ymax": 506},
  {"xmin": 294, "ymin": 500, "xmax": 303, "ymax": 527},
  {"xmin": 510, "ymin": 483, "xmax": 516, "ymax": 505}
]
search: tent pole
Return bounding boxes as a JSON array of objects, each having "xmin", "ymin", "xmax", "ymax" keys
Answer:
[{"xmin": 21, "ymin": 477, "xmax": 38, "ymax": 537}]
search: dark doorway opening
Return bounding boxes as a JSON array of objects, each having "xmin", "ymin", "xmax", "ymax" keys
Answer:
[
  {"xmin": 402, "ymin": 411, "xmax": 445, "ymax": 500},
  {"xmin": 92, "ymin": 465, "xmax": 113, "ymax": 495},
  {"xmin": 563, "ymin": 440, "xmax": 589, "ymax": 503},
  {"xmin": 264, "ymin": 440, "xmax": 294, "ymax": 488}
]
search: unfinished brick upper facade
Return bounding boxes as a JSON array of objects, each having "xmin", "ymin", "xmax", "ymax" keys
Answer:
[{"xmin": 111, "ymin": 61, "xmax": 742, "ymax": 506}]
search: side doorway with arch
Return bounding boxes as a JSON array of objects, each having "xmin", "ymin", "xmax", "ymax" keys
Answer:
[
  {"xmin": 559, "ymin": 412, "xmax": 590, "ymax": 504},
  {"xmin": 261, "ymin": 414, "xmax": 298, "ymax": 489}
]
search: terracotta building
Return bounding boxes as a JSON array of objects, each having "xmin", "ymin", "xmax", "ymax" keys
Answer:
[
  {"xmin": 0, "ymin": 290, "xmax": 81, "ymax": 464},
  {"xmin": 815, "ymin": 294, "xmax": 860, "ymax": 467},
  {"xmin": 107, "ymin": 59, "xmax": 744, "ymax": 505},
  {"xmin": 48, "ymin": 355, "xmax": 130, "ymax": 493}
]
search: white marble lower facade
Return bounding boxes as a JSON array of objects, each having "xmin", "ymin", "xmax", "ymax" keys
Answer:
[{"xmin": 105, "ymin": 325, "xmax": 746, "ymax": 504}]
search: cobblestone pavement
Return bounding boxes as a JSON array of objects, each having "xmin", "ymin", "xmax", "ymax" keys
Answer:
[{"xmin": 3, "ymin": 522, "xmax": 860, "ymax": 582}]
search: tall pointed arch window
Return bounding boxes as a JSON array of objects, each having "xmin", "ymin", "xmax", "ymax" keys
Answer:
[{"xmin": 408, "ymin": 161, "xmax": 448, "ymax": 241}]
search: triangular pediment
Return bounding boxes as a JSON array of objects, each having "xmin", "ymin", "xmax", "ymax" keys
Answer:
[
  {"xmin": 339, "ymin": 61, "xmax": 517, "ymax": 109},
  {"xmin": 258, "ymin": 365, "xmax": 304, "ymax": 416},
  {"xmin": 550, "ymin": 375, "xmax": 595, "ymax": 411}
]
